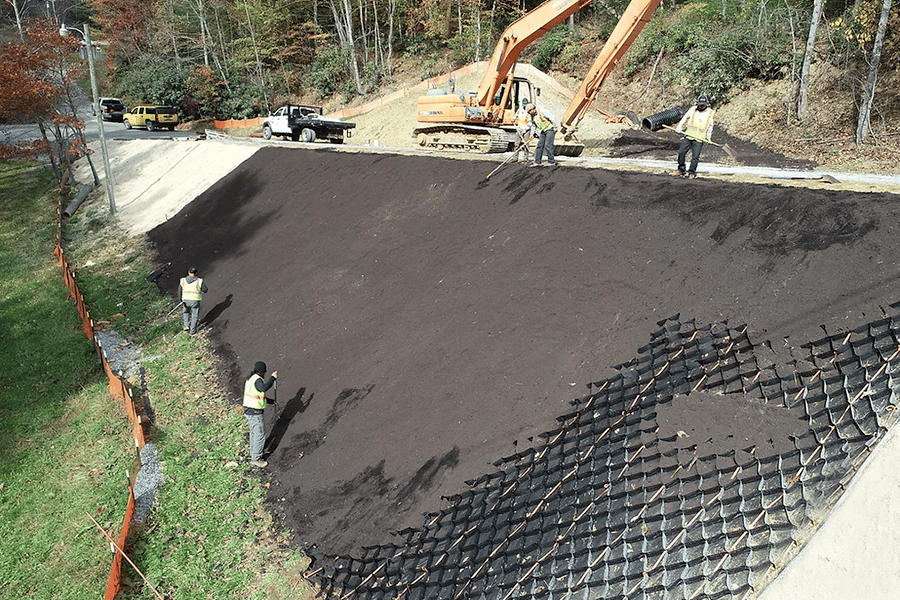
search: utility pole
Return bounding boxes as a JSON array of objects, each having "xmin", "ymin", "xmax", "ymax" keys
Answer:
[{"xmin": 61, "ymin": 24, "xmax": 117, "ymax": 215}]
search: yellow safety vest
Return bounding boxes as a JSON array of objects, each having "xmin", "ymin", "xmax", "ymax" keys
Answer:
[
  {"xmin": 515, "ymin": 110, "xmax": 531, "ymax": 131},
  {"xmin": 243, "ymin": 374, "xmax": 266, "ymax": 410},
  {"xmin": 683, "ymin": 107, "xmax": 714, "ymax": 141},
  {"xmin": 533, "ymin": 112, "xmax": 553, "ymax": 132},
  {"xmin": 181, "ymin": 277, "xmax": 203, "ymax": 301}
]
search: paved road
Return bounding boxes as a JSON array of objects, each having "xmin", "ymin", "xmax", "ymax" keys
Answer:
[{"xmin": 0, "ymin": 88, "xmax": 192, "ymax": 149}]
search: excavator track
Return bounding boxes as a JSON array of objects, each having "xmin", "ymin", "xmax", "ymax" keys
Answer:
[{"xmin": 413, "ymin": 125, "xmax": 510, "ymax": 154}]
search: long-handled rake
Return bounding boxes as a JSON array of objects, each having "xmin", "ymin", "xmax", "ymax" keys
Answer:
[
  {"xmin": 166, "ymin": 301, "xmax": 184, "ymax": 318},
  {"xmin": 661, "ymin": 124, "xmax": 737, "ymax": 160},
  {"xmin": 486, "ymin": 134, "xmax": 534, "ymax": 180}
]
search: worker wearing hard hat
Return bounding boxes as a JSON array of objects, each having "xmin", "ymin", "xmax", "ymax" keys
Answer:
[
  {"xmin": 514, "ymin": 98, "xmax": 533, "ymax": 162},
  {"xmin": 527, "ymin": 103, "xmax": 559, "ymax": 167},
  {"xmin": 675, "ymin": 94, "xmax": 715, "ymax": 178}
]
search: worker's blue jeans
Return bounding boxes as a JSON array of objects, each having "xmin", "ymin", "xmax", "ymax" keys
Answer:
[
  {"xmin": 534, "ymin": 128, "xmax": 557, "ymax": 164},
  {"xmin": 677, "ymin": 137, "xmax": 704, "ymax": 175}
]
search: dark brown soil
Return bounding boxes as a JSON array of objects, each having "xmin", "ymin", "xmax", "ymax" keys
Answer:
[
  {"xmin": 147, "ymin": 146, "xmax": 900, "ymax": 558},
  {"xmin": 608, "ymin": 125, "xmax": 817, "ymax": 169}
]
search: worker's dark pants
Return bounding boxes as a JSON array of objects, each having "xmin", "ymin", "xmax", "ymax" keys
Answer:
[
  {"xmin": 677, "ymin": 138, "xmax": 704, "ymax": 175},
  {"xmin": 534, "ymin": 128, "xmax": 557, "ymax": 164}
]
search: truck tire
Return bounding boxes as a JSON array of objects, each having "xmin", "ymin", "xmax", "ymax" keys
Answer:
[
  {"xmin": 263, "ymin": 124, "xmax": 273, "ymax": 140},
  {"xmin": 123, "ymin": 119, "xmax": 132, "ymax": 130},
  {"xmin": 147, "ymin": 120, "xmax": 155, "ymax": 132},
  {"xmin": 301, "ymin": 128, "xmax": 316, "ymax": 143}
]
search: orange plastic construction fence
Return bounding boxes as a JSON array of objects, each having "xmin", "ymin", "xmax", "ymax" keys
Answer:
[{"xmin": 54, "ymin": 241, "xmax": 147, "ymax": 600}]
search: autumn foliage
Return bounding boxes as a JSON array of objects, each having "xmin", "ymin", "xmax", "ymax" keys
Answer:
[{"xmin": 0, "ymin": 21, "xmax": 87, "ymax": 170}]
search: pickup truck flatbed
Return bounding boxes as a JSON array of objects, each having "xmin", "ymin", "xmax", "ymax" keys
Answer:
[{"xmin": 262, "ymin": 105, "xmax": 355, "ymax": 144}]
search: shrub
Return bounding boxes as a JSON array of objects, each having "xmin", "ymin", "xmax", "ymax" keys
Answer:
[
  {"xmin": 532, "ymin": 25, "xmax": 572, "ymax": 71},
  {"xmin": 114, "ymin": 55, "xmax": 187, "ymax": 111},
  {"xmin": 304, "ymin": 46, "xmax": 349, "ymax": 98}
]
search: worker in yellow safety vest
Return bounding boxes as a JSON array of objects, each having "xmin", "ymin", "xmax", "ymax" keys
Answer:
[
  {"xmin": 675, "ymin": 94, "xmax": 715, "ymax": 178},
  {"xmin": 179, "ymin": 266, "xmax": 208, "ymax": 335},
  {"xmin": 243, "ymin": 361, "xmax": 277, "ymax": 467},
  {"xmin": 514, "ymin": 98, "xmax": 533, "ymax": 162},
  {"xmin": 527, "ymin": 103, "xmax": 558, "ymax": 167}
]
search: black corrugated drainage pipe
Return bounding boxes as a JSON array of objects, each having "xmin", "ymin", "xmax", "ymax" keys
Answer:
[
  {"xmin": 642, "ymin": 107, "xmax": 684, "ymax": 132},
  {"xmin": 62, "ymin": 183, "xmax": 94, "ymax": 218}
]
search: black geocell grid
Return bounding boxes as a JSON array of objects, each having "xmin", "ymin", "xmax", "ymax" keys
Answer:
[{"xmin": 309, "ymin": 311, "xmax": 900, "ymax": 600}]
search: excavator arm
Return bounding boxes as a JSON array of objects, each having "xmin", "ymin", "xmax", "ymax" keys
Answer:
[
  {"xmin": 414, "ymin": 0, "xmax": 661, "ymax": 155},
  {"xmin": 475, "ymin": 0, "xmax": 595, "ymax": 112},
  {"xmin": 561, "ymin": 0, "xmax": 662, "ymax": 135}
]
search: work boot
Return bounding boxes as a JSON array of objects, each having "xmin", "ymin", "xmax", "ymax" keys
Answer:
[
  {"xmin": 688, "ymin": 172, "xmax": 697, "ymax": 178},
  {"xmin": 250, "ymin": 459, "xmax": 268, "ymax": 467}
]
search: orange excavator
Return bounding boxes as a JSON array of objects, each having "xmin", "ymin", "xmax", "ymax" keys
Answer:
[{"xmin": 413, "ymin": 0, "xmax": 661, "ymax": 156}]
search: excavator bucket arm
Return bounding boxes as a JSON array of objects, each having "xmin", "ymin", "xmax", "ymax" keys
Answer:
[{"xmin": 561, "ymin": 0, "xmax": 662, "ymax": 133}]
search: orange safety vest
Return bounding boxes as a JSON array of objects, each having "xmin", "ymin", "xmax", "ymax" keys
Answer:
[
  {"xmin": 683, "ymin": 107, "xmax": 714, "ymax": 141},
  {"xmin": 243, "ymin": 374, "xmax": 266, "ymax": 410}
]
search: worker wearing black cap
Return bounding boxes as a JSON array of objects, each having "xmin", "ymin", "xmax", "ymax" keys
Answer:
[
  {"xmin": 675, "ymin": 94, "xmax": 715, "ymax": 178},
  {"xmin": 243, "ymin": 361, "xmax": 277, "ymax": 467},
  {"xmin": 179, "ymin": 266, "xmax": 208, "ymax": 335}
]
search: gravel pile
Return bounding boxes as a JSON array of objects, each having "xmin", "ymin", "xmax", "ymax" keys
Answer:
[
  {"xmin": 94, "ymin": 329, "xmax": 147, "ymax": 382},
  {"xmin": 132, "ymin": 443, "xmax": 163, "ymax": 523},
  {"xmin": 93, "ymin": 329, "xmax": 164, "ymax": 523}
]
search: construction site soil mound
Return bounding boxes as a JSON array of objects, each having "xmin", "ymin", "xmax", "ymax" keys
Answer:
[{"xmin": 147, "ymin": 146, "xmax": 900, "ymax": 558}]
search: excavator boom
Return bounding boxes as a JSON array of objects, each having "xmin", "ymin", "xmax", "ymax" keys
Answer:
[
  {"xmin": 475, "ymin": 0, "xmax": 595, "ymax": 110},
  {"xmin": 561, "ymin": 0, "xmax": 662, "ymax": 133}
]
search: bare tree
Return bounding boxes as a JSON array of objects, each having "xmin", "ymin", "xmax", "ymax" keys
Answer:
[
  {"xmin": 796, "ymin": 0, "xmax": 823, "ymax": 121},
  {"xmin": 3, "ymin": 0, "xmax": 31, "ymax": 39},
  {"xmin": 856, "ymin": 0, "xmax": 892, "ymax": 145},
  {"xmin": 328, "ymin": 0, "xmax": 362, "ymax": 93}
]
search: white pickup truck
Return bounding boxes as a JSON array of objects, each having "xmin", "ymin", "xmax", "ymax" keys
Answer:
[{"xmin": 261, "ymin": 105, "xmax": 355, "ymax": 144}]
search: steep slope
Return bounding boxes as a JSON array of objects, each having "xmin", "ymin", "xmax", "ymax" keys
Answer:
[{"xmin": 146, "ymin": 146, "xmax": 900, "ymax": 598}]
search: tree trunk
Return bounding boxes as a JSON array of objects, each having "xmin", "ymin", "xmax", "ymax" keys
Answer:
[
  {"xmin": 474, "ymin": 1, "xmax": 481, "ymax": 62},
  {"xmin": 5, "ymin": 0, "xmax": 25, "ymax": 40},
  {"xmin": 244, "ymin": 2, "xmax": 270, "ymax": 111},
  {"xmin": 796, "ymin": 0, "xmax": 823, "ymax": 121},
  {"xmin": 358, "ymin": 0, "xmax": 368, "ymax": 65},
  {"xmin": 329, "ymin": 0, "xmax": 363, "ymax": 94},
  {"xmin": 856, "ymin": 0, "xmax": 892, "ymax": 145},
  {"xmin": 372, "ymin": 0, "xmax": 383, "ymax": 73},
  {"xmin": 386, "ymin": 0, "xmax": 396, "ymax": 76}
]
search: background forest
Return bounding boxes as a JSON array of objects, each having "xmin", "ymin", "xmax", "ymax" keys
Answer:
[{"xmin": 1, "ymin": 0, "xmax": 896, "ymax": 126}]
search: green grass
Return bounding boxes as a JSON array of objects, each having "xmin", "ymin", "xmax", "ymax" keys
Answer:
[
  {"xmin": 0, "ymin": 163, "xmax": 314, "ymax": 599},
  {"xmin": 0, "ymin": 162, "xmax": 128, "ymax": 598}
]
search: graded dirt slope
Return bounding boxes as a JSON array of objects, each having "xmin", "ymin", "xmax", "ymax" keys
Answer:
[{"xmin": 146, "ymin": 145, "xmax": 900, "ymax": 560}]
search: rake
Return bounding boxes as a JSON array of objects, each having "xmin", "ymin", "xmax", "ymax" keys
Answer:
[
  {"xmin": 661, "ymin": 124, "xmax": 737, "ymax": 160},
  {"xmin": 486, "ymin": 134, "xmax": 534, "ymax": 180}
]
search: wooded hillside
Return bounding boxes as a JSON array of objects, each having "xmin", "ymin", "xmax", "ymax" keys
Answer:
[{"xmin": 1, "ymin": 0, "xmax": 897, "ymax": 169}]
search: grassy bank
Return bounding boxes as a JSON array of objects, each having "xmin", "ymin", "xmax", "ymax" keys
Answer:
[
  {"xmin": 0, "ymin": 162, "xmax": 313, "ymax": 599},
  {"xmin": 0, "ymin": 162, "xmax": 128, "ymax": 598}
]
